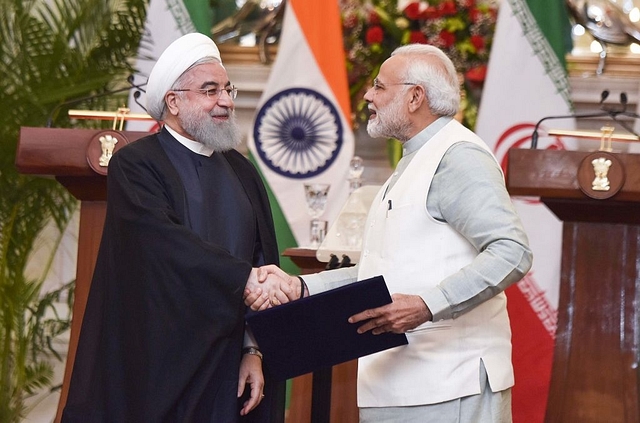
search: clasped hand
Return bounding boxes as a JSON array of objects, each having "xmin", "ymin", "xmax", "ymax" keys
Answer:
[
  {"xmin": 244, "ymin": 265, "xmax": 301, "ymax": 311},
  {"xmin": 244, "ymin": 267, "xmax": 433, "ymax": 335}
]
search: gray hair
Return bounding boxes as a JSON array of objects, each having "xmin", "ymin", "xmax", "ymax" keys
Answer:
[{"xmin": 390, "ymin": 44, "xmax": 460, "ymax": 117}]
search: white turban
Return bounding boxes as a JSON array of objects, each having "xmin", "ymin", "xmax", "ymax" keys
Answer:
[{"xmin": 146, "ymin": 33, "xmax": 222, "ymax": 120}]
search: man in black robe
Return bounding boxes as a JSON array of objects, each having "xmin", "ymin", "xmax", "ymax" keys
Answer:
[{"xmin": 62, "ymin": 33, "xmax": 294, "ymax": 423}]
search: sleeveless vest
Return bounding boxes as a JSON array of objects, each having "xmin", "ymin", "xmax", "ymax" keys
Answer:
[{"xmin": 357, "ymin": 120, "xmax": 513, "ymax": 407}]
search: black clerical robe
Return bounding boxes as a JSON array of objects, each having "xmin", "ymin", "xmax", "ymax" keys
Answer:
[{"xmin": 62, "ymin": 129, "xmax": 284, "ymax": 423}]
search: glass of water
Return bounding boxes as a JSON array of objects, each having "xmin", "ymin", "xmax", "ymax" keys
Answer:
[{"xmin": 304, "ymin": 183, "xmax": 330, "ymax": 247}]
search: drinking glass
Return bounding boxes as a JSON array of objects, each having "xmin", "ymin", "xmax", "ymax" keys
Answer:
[{"xmin": 304, "ymin": 183, "xmax": 330, "ymax": 247}]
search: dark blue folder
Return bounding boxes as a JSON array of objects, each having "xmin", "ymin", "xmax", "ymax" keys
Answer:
[{"xmin": 245, "ymin": 275, "xmax": 408, "ymax": 380}]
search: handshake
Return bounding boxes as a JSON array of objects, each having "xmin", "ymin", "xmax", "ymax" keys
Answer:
[
  {"xmin": 244, "ymin": 265, "xmax": 432, "ymax": 335},
  {"xmin": 244, "ymin": 265, "xmax": 306, "ymax": 311}
]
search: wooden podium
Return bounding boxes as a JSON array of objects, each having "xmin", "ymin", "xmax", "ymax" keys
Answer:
[
  {"xmin": 16, "ymin": 127, "xmax": 150, "ymax": 422},
  {"xmin": 507, "ymin": 148, "xmax": 640, "ymax": 422}
]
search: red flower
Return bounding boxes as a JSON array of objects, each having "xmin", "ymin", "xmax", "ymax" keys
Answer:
[
  {"xmin": 422, "ymin": 6, "xmax": 440, "ymax": 20},
  {"xmin": 469, "ymin": 7, "xmax": 482, "ymax": 23},
  {"xmin": 409, "ymin": 30, "xmax": 428, "ymax": 44},
  {"xmin": 470, "ymin": 34, "xmax": 485, "ymax": 51},
  {"xmin": 368, "ymin": 10, "xmax": 380, "ymax": 25},
  {"xmin": 438, "ymin": 30, "xmax": 456, "ymax": 48},
  {"xmin": 466, "ymin": 65, "xmax": 487, "ymax": 83},
  {"xmin": 461, "ymin": 0, "xmax": 476, "ymax": 7},
  {"xmin": 403, "ymin": 2, "xmax": 422, "ymax": 20},
  {"xmin": 365, "ymin": 26, "xmax": 384, "ymax": 44},
  {"xmin": 438, "ymin": 1, "xmax": 457, "ymax": 16}
]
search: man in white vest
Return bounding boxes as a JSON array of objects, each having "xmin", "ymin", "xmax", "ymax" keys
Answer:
[{"xmin": 248, "ymin": 44, "xmax": 532, "ymax": 422}]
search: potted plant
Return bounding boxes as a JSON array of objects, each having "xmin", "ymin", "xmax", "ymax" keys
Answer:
[{"xmin": 0, "ymin": 0, "xmax": 147, "ymax": 420}]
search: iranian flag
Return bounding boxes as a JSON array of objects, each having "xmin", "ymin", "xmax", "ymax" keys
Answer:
[
  {"xmin": 247, "ymin": 0, "xmax": 355, "ymax": 250},
  {"xmin": 126, "ymin": 0, "xmax": 210, "ymax": 132},
  {"xmin": 475, "ymin": 0, "xmax": 575, "ymax": 422}
]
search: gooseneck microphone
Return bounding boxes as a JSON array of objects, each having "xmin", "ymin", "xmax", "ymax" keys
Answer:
[
  {"xmin": 45, "ymin": 75, "xmax": 147, "ymax": 128},
  {"xmin": 530, "ymin": 111, "xmax": 607, "ymax": 149},
  {"xmin": 598, "ymin": 90, "xmax": 640, "ymax": 137},
  {"xmin": 530, "ymin": 90, "xmax": 640, "ymax": 149},
  {"xmin": 133, "ymin": 90, "xmax": 148, "ymax": 113}
]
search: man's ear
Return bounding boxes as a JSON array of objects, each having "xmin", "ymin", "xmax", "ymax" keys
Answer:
[
  {"xmin": 165, "ymin": 91, "xmax": 180, "ymax": 116},
  {"xmin": 407, "ymin": 85, "xmax": 426, "ymax": 113}
]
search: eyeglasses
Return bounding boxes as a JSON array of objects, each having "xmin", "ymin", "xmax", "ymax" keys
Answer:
[
  {"xmin": 372, "ymin": 79, "xmax": 418, "ymax": 92},
  {"xmin": 173, "ymin": 85, "xmax": 238, "ymax": 100}
]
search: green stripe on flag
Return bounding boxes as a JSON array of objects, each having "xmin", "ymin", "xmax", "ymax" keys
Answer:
[
  {"xmin": 525, "ymin": 0, "xmax": 573, "ymax": 68},
  {"xmin": 181, "ymin": 0, "xmax": 214, "ymax": 34},
  {"xmin": 248, "ymin": 152, "xmax": 301, "ymax": 276},
  {"xmin": 509, "ymin": 0, "xmax": 572, "ymax": 106}
]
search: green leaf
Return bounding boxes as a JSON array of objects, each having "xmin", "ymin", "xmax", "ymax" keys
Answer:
[{"xmin": 0, "ymin": 0, "xmax": 148, "ymax": 420}]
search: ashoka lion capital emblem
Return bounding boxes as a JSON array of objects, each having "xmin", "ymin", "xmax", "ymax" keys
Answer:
[
  {"xmin": 99, "ymin": 134, "xmax": 118, "ymax": 167},
  {"xmin": 591, "ymin": 157, "xmax": 612, "ymax": 191}
]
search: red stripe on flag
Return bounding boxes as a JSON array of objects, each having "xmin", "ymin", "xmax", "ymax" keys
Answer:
[{"xmin": 506, "ymin": 283, "xmax": 555, "ymax": 423}]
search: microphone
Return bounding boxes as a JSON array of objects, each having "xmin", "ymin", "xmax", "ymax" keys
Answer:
[
  {"xmin": 530, "ymin": 89, "xmax": 639, "ymax": 149},
  {"xmin": 605, "ymin": 91, "xmax": 640, "ymax": 137},
  {"xmin": 126, "ymin": 74, "xmax": 145, "ymax": 93},
  {"xmin": 133, "ymin": 90, "xmax": 148, "ymax": 113},
  {"xmin": 530, "ymin": 111, "xmax": 608, "ymax": 149},
  {"xmin": 46, "ymin": 76, "xmax": 147, "ymax": 128}
]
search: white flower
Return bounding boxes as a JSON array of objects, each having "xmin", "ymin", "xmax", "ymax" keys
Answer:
[{"xmin": 396, "ymin": 0, "xmax": 430, "ymax": 13}]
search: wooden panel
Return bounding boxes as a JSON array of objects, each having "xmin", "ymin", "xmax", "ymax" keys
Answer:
[
  {"xmin": 508, "ymin": 149, "xmax": 640, "ymax": 224},
  {"xmin": 16, "ymin": 127, "xmax": 149, "ymax": 177},
  {"xmin": 55, "ymin": 202, "xmax": 107, "ymax": 422},
  {"xmin": 547, "ymin": 222, "xmax": 640, "ymax": 423},
  {"xmin": 506, "ymin": 148, "xmax": 640, "ymax": 422},
  {"xmin": 17, "ymin": 127, "xmax": 150, "ymax": 201},
  {"xmin": 287, "ymin": 374, "xmax": 313, "ymax": 423},
  {"xmin": 329, "ymin": 360, "xmax": 358, "ymax": 422},
  {"xmin": 507, "ymin": 148, "xmax": 640, "ymax": 202}
]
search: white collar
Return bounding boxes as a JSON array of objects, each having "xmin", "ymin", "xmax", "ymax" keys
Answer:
[{"xmin": 164, "ymin": 124, "xmax": 214, "ymax": 157}]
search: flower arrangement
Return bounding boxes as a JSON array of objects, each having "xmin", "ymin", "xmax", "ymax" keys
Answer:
[{"xmin": 341, "ymin": 0, "xmax": 498, "ymax": 131}]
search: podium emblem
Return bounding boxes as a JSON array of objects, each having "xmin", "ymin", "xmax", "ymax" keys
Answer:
[
  {"xmin": 98, "ymin": 134, "xmax": 118, "ymax": 167},
  {"xmin": 577, "ymin": 151, "xmax": 624, "ymax": 200},
  {"xmin": 590, "ymin": 157, "xmax": 612, "ymax": 191},
  {"xmin": 86, "ymin": 130, "xmax": 130, "ymax": 175}
]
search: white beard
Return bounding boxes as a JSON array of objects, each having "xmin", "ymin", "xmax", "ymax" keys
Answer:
[
  {"xmin": 179, "ymin": 102, "xmax": 241, "ymax": 152},
  {"xmin": 367, "ymin": 96, "xmax": 411, "ymax": 142}
]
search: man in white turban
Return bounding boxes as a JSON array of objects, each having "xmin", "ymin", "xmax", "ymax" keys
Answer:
[{"xmin": 61, "ymin": 33, "xmax": 292, "ymax": 423}]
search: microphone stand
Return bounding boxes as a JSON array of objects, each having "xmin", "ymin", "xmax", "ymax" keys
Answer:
[
  {"xmin": 530, "ymin": 112, "xmax": 609, "ymax": 149},
  {"xmin": 46, "ymin": 76, "xmax": 147, "ymax": 128},
  {"xmin": 133, "ymin": 90, "xmax": 148, "ymax": 113},
  {"xmin": 530, "ymin": 91, "xmax": 640, "ymax": 149}
]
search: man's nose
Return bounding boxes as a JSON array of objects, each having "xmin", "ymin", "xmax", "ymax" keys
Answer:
[{"xmin": 217, "ymin": 90, "xmax": 235, "ymax": 108}]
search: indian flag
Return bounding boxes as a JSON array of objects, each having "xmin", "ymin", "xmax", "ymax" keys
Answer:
[
  {"xmin": 247, "ymin": 0, "xmax": 355, "ymax": 250},
  {"xmin": 475, "ymin": 0, "xmax": 576, "ymax": 421},
  {"xmin": 126, "ymin": 0, "xmax": 211, "ymax": 132}
]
